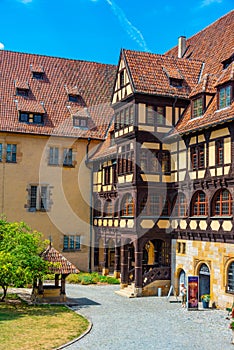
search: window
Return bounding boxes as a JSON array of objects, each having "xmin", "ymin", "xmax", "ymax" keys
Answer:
[
  {"xmin": 63, "ymin": 235, "xmax": 80, "ymax": 251},
  {"xmin": 29, "ymin": 185, "xmax": 48, "ymax": 211},
  {"xmin": 121, "ymin": 194, "xmax": 134, "ymax": 217},
  {"xmin": 140, "ymin": 194, "xmax": 169, "ymax": 217},
  {"xmin": 118, "ymin": 145, "xmax": 134, "ymax": 175},
  {"xmin": 0, "ymin": 144, "xmax": 2, "ymax": 162},
  {"xmin": 19, "ymin": 112, "xmax": 43, "ymax": 124},
  {"xmin": 17, "ymin": 88, "xmax": 29, "ymax": 97},
  {"xmin": 177, "ymin": 241, "xmax": 186, "ymax": 254},
  {"xmin": 191, "ymin": 191, "xmax": 208, "ymax": 216},
  {"xmin": 104, "ymin": 200, "xmax": 113, "ymax": 217},
  {"xmin": 192, "ymin": 97, "xmax": 203, "ymax": 118},
  {"xmin": 227, "ymin": 261, "xmax": 234, "ymax": 293},
  {"xmin": 6, "ymin": 144, "xmax": 17, "ymax": 163},
  {"xmin": 216, "ymin": 139, "xmax": 224, "ymax": 166},
  {"xmin": 212, "ymin": 189, "xmax": 232, "ymax": 216},
  {"xmin": 146, "ymin": 105, "xmax": 155, "ymax": 125},
  {"xmin": 191, "ymin": 144, "xmax": 205, "ymax": 170},
  {"xmin": 170, "ymin": 78, "xmax": 183, "ymax": 87},
  {"xmin": 33, "ymin": 114, "xmax": 43, "ymax": 124},
  {"xmin": 120, "ymin": 70, "xmax": 124, "ymax": 88},
  {"xmin": 32, "ymin": 72, "xmax": 44, "ymax": 80},
  {"xmin": 69, "ymin": 94, "xmax": 79, "ymax": 102},
  {"xmin": 49, "ymin": 147, "xmax": 59, "ymax": 165},
  {"xmin": 219, "ymin": 85, "xmax": 231, "ymax": 109},
  {"xmin": 161, "ymin": 151, "xmax": 171, "ymax": 173},
  {"xmin": 140, "ymin": 149, "xmax": 160, "ymax": 173},
  {"xmin": 19, "ymin": 112, "xmax": 29, "ymax": 122},
  {"xmin": 174, "ymin": 193, "xmax": 188, "ymax": 217},
  {"xmin": 94, "ymin": 200, "xmax": 102, "ymax": 217},
  {"xmin": 63, "ymin": 148, "xmax": 73, "ymax": 166},
  {"xmin": 156, "ymin": 106, "xmax": 165, "ymax": 125},
  {"xmin": 73, "ymin": 117, "xmax": 87, "ymax": 128}
]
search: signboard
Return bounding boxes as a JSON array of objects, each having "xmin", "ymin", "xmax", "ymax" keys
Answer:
[{"xmin": 187, "ymin": 276, "xmax": 199, "ymax": 310}]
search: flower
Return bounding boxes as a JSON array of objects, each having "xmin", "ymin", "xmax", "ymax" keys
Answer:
[
  {"xmin": 201, "ymin": 294, "xmax": 210, "ymax": 302},
  {"xmin": 229, "ymin": 320, "xmax": 234, "ymax": 330}
]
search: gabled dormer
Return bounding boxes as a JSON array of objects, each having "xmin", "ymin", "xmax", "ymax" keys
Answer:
[
  {"xmin": 30, "ymin": 64, "xmax": 45, "ymax": 80},
  {"xmin": 163, "ymin": 66, "xmax": 184, "ymax": 88},
  {"xmin": 189, "ymin": 74, "xmax": 216, "ymax": 119},
  {"xmin": 112, "ymin": 50, "xmax": 133, "ymax": 105},
  {"xmin": 15, "ymin": 100, "xmax": 46, "ymax": 124},
  {"xmin": 14, "ymin": 80, "xmax": 30, "ymax": 97}
]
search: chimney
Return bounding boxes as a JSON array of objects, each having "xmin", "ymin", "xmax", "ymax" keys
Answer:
[{"xmin": 178, "ymin": 36, "xmax": 186, "ymax": 58}]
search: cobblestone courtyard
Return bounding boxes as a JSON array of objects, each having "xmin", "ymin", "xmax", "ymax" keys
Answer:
[{"xmin": 65, "ymin": 284, "xmax": 233, "ymax": 350}]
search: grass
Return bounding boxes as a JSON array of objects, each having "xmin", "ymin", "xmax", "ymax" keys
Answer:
[
  {"xmin": 66, "ymin": 272, "xmax": 120, "ymax": 285},
  {"xmin": 0, "ymin": 294, "xmax": 89, "ymax": 350}
]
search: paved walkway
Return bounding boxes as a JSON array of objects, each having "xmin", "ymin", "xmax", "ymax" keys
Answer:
[{"xmin": 65, "ymin": 284, "xmax": 233, "ymax": 350}]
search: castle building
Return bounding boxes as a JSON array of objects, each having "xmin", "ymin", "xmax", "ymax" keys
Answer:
[
  {"xmin": 91, "ymin": 10, "xmax": 234, "ymax": 308},
  {"xmin": 0, "ymin": 10, "xmax": 233, "ymax": 308}
]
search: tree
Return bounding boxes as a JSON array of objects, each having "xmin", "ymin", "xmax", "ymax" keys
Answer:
[{"xmin": 0, "ymin": 218, "xmax": 49, "ymax": 301}]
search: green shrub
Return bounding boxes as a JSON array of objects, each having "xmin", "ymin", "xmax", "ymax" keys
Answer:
[{"xmin": 66, "ymin": 272, "xmax": 119, "ymax": 285}]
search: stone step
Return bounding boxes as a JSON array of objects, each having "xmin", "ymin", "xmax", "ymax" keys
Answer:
[{"xmin": 115, "ymin": 289, "xmax": 136, "ymax": 298}]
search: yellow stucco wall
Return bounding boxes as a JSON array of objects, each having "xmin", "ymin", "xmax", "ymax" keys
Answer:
[{"xmin": 0, "ymin": 132, "xmax": 99, "ymax": 271}]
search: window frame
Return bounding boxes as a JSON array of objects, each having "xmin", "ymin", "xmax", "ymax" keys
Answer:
[
  {"xmin": 215, "ymin": 139, "xmax": 224, "ymax": 166},
  {"xmin": 227, "ymin": 261, "xmax": 234, "ymax": 294},
  {"xmin": 191, "ymin": 191, "xmax": 208, "ymax": 216},
  {"xmin": 63, "ymin": 148, "xmax": 73, "ymax": 167},
  {"xmin": 63, "ymin": 235, "xmax": 81, "ymax": 251},
  {"xmin": 121, "ymin": 194, "xmax": 134, "ymax": 217},
  {"xmin": 6, "ymin": 144, "xmax": 17, "ymax": 163},
  {"xmin": 190, "ymin": 144, "xmax": 205, "ymax": 170},
  {"xmin": 48, "ymin": 147, "xmax": 59, "ymax": 166},
  {"xmin": 218, "ymin": 85, "xmax": 231, "ymax": 110},
  {"xmin": 29, "ymin": 184, "xmax": 49, "ymax": 212},
  {"xmin": 212, "ymin": 189, "xmax": 232, "ymax": 216},
  {"xmin": 192, "ymin": 97, "xmax": 203, "ymax": 119}
]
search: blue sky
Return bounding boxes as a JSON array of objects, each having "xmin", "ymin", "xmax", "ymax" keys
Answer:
[{"xmin": 0, "ymin": 0, "xmax": 233, "ymax": 64}]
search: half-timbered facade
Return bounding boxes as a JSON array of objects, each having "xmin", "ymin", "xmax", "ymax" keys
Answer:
[{"xmin": 91, "ymin": 10, "xmax": 234, "ymax": 308}]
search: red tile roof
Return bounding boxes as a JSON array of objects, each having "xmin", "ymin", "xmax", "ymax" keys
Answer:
[
  {"xmin": 0, "ymin": 51, "xmax": 116, "ymax": 139},
  {"xmin": 123, "ymin": 49, "xmax": 203, "ymax": 98},
  {"xmin": 166, "ymin": 10, "xmax": 234, "ymax": 77},
  {"xmin": 42, "ymin": 245, "xmax": 80, "ymax": 274},
  {"xmin": 165, "ymin": 10, "xmax": 234, "ymax": 136}
]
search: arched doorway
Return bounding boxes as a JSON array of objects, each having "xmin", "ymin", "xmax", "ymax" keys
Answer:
[
  {"xmin": 199, "ymin": 263, "xmax": 210, "ymax": 299},
  {"xmin": 179, "ymin": 269, "xmax": 186, "ymax": 287}
]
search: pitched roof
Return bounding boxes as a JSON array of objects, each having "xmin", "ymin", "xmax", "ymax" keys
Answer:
[
  {"xmin": 0, "ymin": 50, "xmax": 116, "ymax": 139},
  {"xmin": 123, "ymin": 49, "xmax": 203, "ymax": 98},
  {"xmin": 166, "ymin": 10, "xmax": 234, "ymax": 78},
  {"xmin": 42, "ymin": 245, "xmax": 80, "ymax": 274},
  {"xmin": 165, "ymin": 10, "xmax": 234, "ymax": 136},
  {"xmin": 90, "ymin": 122, "xmax": 117, "ymax": 161}
]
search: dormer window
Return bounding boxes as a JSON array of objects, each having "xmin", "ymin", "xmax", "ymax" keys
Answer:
[
  {"xmin": 170, "ymin": 78, "xmax": 183, "ymax": 88},
  {"xmin": 219, "ymin": 85, "xmax": 231, "ymax": 109},
  {"xmin": 19, "ymin": 111, "xmax": 44, "ymax": 124},
  {"xmin": 73, "ymin": 116, "xmax": 88, "ymax": 128},
  {"xmin": 32, "ymin": 72, "xmax": 44, "ymax": 80},
  {"xmin": 69, "ymin": 94, "xmax": 79, "ymax": 103},
  {"xmin": 222, "ymin": 54, "xmax": 234, "ymax": 69},
  {"xmin": 17, "ymin": 88, "xmax": 29, "ymax": 97},
  {"xmin": 192, "ymin": 97, "xmax": 203, "ymax": 118},
  {"xmin": 30, "ymin": 64, "xmax": 44, "ymax": 80}
]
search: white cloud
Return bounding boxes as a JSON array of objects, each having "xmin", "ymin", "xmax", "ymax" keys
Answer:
[
  {"xmin": 106, "ymin": 0, "xmax": 149, "ymax": 51},
  {"xmin": 0, "ymin": 43, "xmax": 4, "ymax": 50},
  {"xmin": 90, "ymin": 0, "xmax": 149, "ymax": 52},
  {"xmin": 200, "ymin": 0, "xmax": 223, "ymax": 7}
]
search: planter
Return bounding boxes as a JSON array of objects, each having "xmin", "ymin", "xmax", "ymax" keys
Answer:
[{"xmin": 202, "ymin": 300, "xmax": 209, "ymax": 309}]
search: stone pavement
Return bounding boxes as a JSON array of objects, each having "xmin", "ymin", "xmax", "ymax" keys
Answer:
[{"xmin": 64, "ymin": 284, "xmax": 233, "ymax": 350}]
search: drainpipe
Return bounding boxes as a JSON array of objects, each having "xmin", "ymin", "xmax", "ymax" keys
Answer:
[{"xmin": 86, "ymin": 138, "xmax": 93, "ymax": 272}]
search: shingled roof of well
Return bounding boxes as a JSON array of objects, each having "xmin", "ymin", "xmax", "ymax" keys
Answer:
[
  {"xmin": 122, "ymin": 49, "xmax": 203, "ymax": 98},
  {"xmin": 0, "ymin": 50, "xmax": 116, "ymax": 139},
  {"xmin": 42, "ymin": 245, "xmax": 80, "ymax": 274}
]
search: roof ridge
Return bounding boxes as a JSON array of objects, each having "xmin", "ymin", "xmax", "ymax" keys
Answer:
[{"xmin": 0, "ymin": 49, "xmax": 116, "ymax": 67}]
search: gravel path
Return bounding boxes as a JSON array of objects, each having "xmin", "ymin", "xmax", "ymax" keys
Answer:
[{"xmin": 65, "ymin": 284, "xmax": 233, "ymax": 350}]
